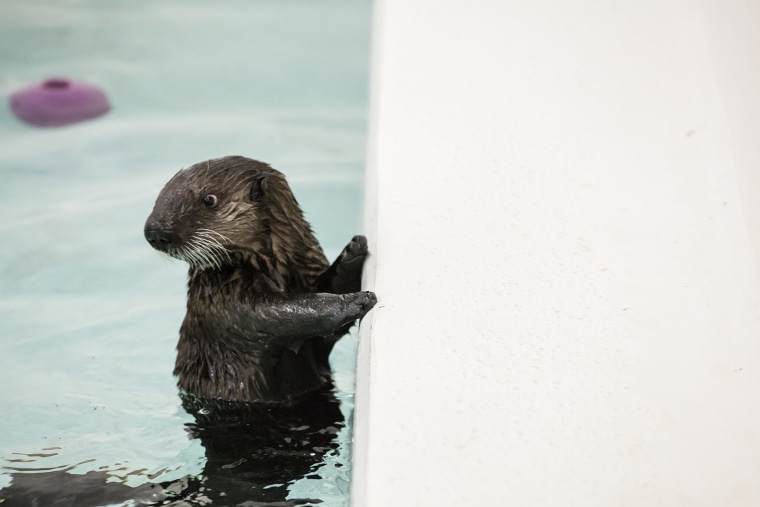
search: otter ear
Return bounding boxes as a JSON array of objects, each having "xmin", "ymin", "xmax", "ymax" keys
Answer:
[{"xmin": 250, "ymin": 175, "xmax": 268, "ymax": 201}]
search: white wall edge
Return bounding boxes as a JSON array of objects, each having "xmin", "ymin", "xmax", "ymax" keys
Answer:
[{"xmin": 353, "ymin": 1, "xmax": 760, "ymax": 505}]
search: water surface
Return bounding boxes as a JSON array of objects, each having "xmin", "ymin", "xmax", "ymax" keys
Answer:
[{"xmin": 0, "ymin": 1, "xmax": 371, "ymax": 505}]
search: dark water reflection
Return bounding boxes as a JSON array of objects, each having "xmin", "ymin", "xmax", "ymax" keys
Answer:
[{"xmin": 0, "ymin": 386, "xmax": 345, "ymax": 506}]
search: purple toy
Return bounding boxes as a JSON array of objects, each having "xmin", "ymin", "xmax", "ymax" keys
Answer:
[{"xmin": 9, "ymin": 78, "xmax": 110, "ymax": 127}]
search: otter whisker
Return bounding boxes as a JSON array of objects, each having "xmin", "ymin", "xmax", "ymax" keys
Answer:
[
  {"xmin": 187, "ymin": 234, "xmax": 232, "ymax": 270},
  {"xmin": 182, "ymin": 244, "xmax": 208, "ymax": 269},
  {"xmin": 206, "ymin": 246, "xmax": 229, "ymax": 265},
  {"xmin": 175, "ymin": 245, "xmax": 194, "ymax": 265},
  {"xmin": 196, "ymin": 230, "xmax": 233, "ymax": 257},
  {"xmin": 187, "ymin": 241, "xmax": 217, "ymax": 270},
  {"xmin": 196, "ymin": 233, "xmax": 227, "ymax": 252},
  {"xmin": 193, "ymin": 231, "xmax": 232, "ymax": 267},
  {"xmin": 191, "ymin": 237, "xmax": 223, "ymax": 270},
  {"xmin": 193, "ymin": 234, "xmax": 221, "ymax": 251},
  {"xmin": 197, "ymin": 228, "xmax": 233, "ymax": 246}
]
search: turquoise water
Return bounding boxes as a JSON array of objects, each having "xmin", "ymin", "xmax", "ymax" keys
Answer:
[{"xmin": 0, "ymin": 1, "xmax": 371, "ymax": 505}]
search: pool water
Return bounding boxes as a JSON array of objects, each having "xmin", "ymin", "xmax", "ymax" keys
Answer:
[{"xmin": 0, "ymin": 1, "xmax": 371, "ymax": 505}]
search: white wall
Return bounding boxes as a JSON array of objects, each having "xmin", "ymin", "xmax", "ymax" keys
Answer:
[{"xmin": 353, "ymin": 1, "xmax": 760, "ymax": 506}]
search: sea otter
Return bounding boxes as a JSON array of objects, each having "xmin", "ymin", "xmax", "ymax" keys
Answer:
[{"xmin": 144, "ymin": 156, "xmax": 376, "ymax": 403}]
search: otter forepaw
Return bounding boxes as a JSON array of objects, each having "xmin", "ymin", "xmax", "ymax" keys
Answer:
[
  {"xmin": 317, "ymin": 235, "xmax": 371, "ymax": 294},
  {"xmin": 341, "ymin": 235, "xmax": 369, "ymax": 262},
  {"xmin": 342, "ymin": 290, "xmax": 377, "ymax": 319}
]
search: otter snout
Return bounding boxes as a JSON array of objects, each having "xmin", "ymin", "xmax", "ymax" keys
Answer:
[{"xmin": 144, "ymin": 220, "xmax": 180, "ymax": 253}]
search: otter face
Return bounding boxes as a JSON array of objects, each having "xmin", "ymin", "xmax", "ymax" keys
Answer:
[{"xmin": 144, "ymin": 157, "xmax": 270, "ymax": 269}]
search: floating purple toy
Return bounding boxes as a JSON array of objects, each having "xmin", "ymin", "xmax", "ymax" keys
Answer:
[{"xmin": 9, "ymin": 78, "xmax": 110, "ymax": 127}]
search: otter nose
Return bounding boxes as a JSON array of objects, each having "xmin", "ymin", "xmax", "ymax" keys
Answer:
[{"xmin": 144, "ymin": 222, "xmax": 178, "ymax": 251}]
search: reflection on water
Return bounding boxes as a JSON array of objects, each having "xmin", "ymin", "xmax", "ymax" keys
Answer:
[
  {"xmin": 0, "ymin": 470, "xmax": 165, "ymax": 506},
  {"xmin": 177, "ymin": 387, "xmax": 345, "ymax": 505},
  {"xmin": 2, "ymin": 386, "xmax": 346, "ymax": 506}
]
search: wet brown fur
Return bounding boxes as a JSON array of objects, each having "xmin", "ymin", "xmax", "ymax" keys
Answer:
[{"xmin": 145, "ymin": 156, "xmax": 371, "ymax": 403}]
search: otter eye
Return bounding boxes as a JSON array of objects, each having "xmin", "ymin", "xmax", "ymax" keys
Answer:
[{"xmin": 203, "ymin": 194, "xmax": 218, "ymax": 208}]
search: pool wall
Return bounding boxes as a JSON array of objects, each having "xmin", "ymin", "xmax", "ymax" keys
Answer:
[{"xmin": 353, "ymin": 0, "xmax": 760, "ymax": 505}]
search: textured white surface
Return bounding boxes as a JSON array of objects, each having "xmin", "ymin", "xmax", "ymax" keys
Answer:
[{"xmin": 353, "ymin": 0, "xmax": 760, "ymax": 506}]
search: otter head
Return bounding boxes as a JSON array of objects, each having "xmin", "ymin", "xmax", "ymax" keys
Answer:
[{"xmin": 144, "ymin": 156, "xmax": 319, "ymax": 272}]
